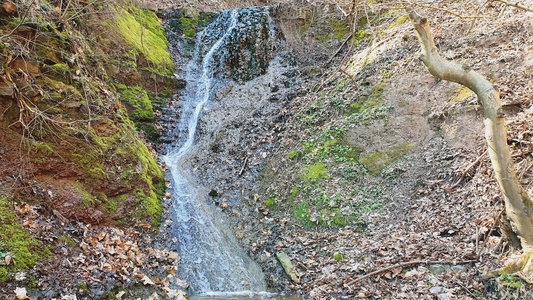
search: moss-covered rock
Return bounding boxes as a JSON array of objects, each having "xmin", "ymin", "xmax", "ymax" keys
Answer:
[
  {"xmin": 117, "ymin": 84, "xmax": 155, "ymax": 122},
  {"xmin": 111, "ymin": 7, "xmax": 174, "ymax": 76},
  {"xmin": 360, "ymin": 143, "xmax": 413, "ymax": 176}
]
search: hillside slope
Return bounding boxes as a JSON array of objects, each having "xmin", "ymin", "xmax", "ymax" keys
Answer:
[{"xmin": 0, "ymin": 0, "xmax": 183, "ymax": 297}]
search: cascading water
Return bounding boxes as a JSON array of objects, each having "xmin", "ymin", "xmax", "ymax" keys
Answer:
[{"xmin": 162, "ymin": 7, "xmax": 280, "ymax": 298}]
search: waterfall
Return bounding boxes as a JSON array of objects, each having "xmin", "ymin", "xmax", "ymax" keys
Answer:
[{"xmin": 162, "ymin": 7, "xmax": 279, "ymax": 297}]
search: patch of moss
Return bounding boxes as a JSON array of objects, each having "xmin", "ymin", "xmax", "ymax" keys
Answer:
[
  {"xmin": 387, "ymin": 15, "xmax": 408, "ymax": 30},
  {"xmin": 169, "ymin": 9, "xmax": 212, "ymax": 40},
  {"xmin": 77, "ymin": 282, "xmax": 91, "ymax": 296},
  {"xmin": 70, "ymin": 119, "xmax": 164, "ymax": 226},
  {"xmin": 104, "ymin": 195, "xmax": 127, "ymax": 214},
  {"xmin": 111, "ymin": 7, "xmax": 174, "ymax": 75},
  {"xmin": 0, "ymin": 196, "xmax": 51, "ymax": 282},
  {"xmin": 328, "ymin": 18, "xmax": 350, "ymax": 40},
  {"xmin": 180, "ymin": 13, "xmax": 200, "ymax": 38},
  {"xmin": 134, "ymin": 189, "xmax": 162, "ymax": 226},
  {"xmin": 287, "ymin": 187, "xmax": 300, "ymax": 202},
  {"xmin": 32, "ymin": 141, "xmax": 56, "ymax": 163},
  {"xmin": 264, "ymin": 197, "xmax": 277, "ymax": 208},
  {"xmin": 136, "ymin": 123, "xmax": 160, "ymax": 141},
  {"xmin": 131, "ymin": 139, "xmax": 164, "ymax": 226},
  {"xmin": 39, "ymin": 77, "xmax": 83, "ymax": 103},
  {"xmin": 117, "ymin": 84, "xmax": 154, "ymax": 122},
  {"xmin": 301, "ymin": 162, "xmax": 328, "ymax": 182},
  {"xmin": 349, "ymin": 83, "xmax": 385, "ymax": 114},
  {"xmin": 360, "ymin": 143, "xmax": 413, "ymax": 176},
  {"xmin": 333, "ymin": 251, "xmax": 344, "ymax": 261},
  {"xmin": 57, "ymin": 234, "xmax": 77, "ymax": 248},
  {"xmin": 398, "ymin": 101, "xmax": 409, "ymax": 107},
  {"xmin": 293, "ymin": 202, "xmax": 311, "ymax": 226},
  {"xmin": 78, "ymin": 188, "xmax": 101, "ymax": 208},
  {"xmin": 45, "ymin": 63, "xmax": 72, "ymax": 80},
  {"xmin": 350, "ymin": 29, "xmax": 367, "ymax": 45},
  {"xmin": 287, "ymin": 151, "xmax": 300, "ymax": 160},
  {"xmin": 450, "ymin": 86, "xmax": 473, "ymax": 103}
]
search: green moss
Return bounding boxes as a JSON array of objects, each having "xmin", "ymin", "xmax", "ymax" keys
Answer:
[
  {"xmin": 349, "ymin": 83, "xmax": 385, "ymax": 114},
  {"xmin": 387, "ymin": 15, "xmax": 408, "ymax": 30},
  {"xmin": 117, "ymin": 85, "xmax": 154, "ymax": 122},
  {"xmin": 293, "ymin": 202, "xmax": 311, "ymax": 226},
  {"xmin": 47, "ymin": 63, "xmax": 71, "ymax": 77},
  {"xmin": 301, "ymin": 162, "xmax": 328, "ymax": 182},
  {"xmin": 71, "ymin": 120, "xmax": 163, "ymax": 225},
  {"xmin": 360, "ymin": 143, "xmax": 413, "ymax": 175},
  {"xmin": 104, "ymin": 195, "xmax": 127, "ymax": 214},
  {"xmin": 130, "ymin": 139, "xmax": 164, "ymax": 226},
  {"xmin": 287, "ymin": 151, "xmax": 300, "ymax": 160},
  {"xmin": 0, "ymin": 268, "xmax": 7, "ymax": 283},
  {"xmin": 111, "ymin": 7, "xmax": 174, "ymax": 75},
  {"xmin": 72, "ymin": 152, "xmax": 106, "ymax": 182},
  {"xmin": 180, "ymin": 14, "xmax": 199, "ymax": 38},
  {"xmin": 333, "ymin": 251, "xmax": 344, "ymax": 261},
  {"xmin": 264, "ymin": 197, "xmax": 277, "ymax": 208},
  {"xmin": 0, "ymin": 196, "xmax": 51, "ymax": 282},
  {"xmin": 287, "ymin": 187, "xmax": 300, "ymax": 202},
  {"xmin": 135, "ymin": 189, "xmax": 162, "ymax": 226},
  {"xmin": 450, "ymin": 86, "xmax": 473, "ymax": 103},
  {"xmin": 398, "ymin": 101, "xmax": 409, "ymax": 107},
  {"xmin": 57, "ymin": 234, "xmax": 77, "ymax": 248},
  {"xmin": 79, "ymin": 189, "xmax": 101, "ymax": 208},
  {"xmin": 32, "ymin": 141, "xmax": 57, "ymax": 164},
  {"xmin": 40, "ymin": 77, "xmax": 83, "ymax": 102},
  {"xmin": 136, "ymin": 123, "xmax": 160, "ymax": 141},
  {"xmin": 328, "ymin": 18, "xmax": 350, "ymax": 40},
  {"xmin": 350, "ymin": 29, "xmax": 367, "ymax": 45},
  {"xmin": 77, "ymin": 282, "xmax": 91, "ymax": 296}
]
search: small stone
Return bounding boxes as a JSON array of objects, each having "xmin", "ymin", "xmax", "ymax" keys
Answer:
[{"xmin": 429, "ymin": 286, "xmax": 444, "ymax": 294}]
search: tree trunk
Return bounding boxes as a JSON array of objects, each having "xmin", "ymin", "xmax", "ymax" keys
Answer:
[{"xmin": 408, "ymin": 11, "xmax": 533, "ymax": 251}]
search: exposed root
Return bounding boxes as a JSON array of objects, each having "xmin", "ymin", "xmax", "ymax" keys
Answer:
[{"xmin": 502, "ymin": 250, "xmax": 533, "ymax": 279}]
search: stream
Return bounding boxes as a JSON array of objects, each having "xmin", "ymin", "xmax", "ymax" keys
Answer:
[{"xmin": 162, "ymin": 7, "xmax": 297, "ymax": 299}]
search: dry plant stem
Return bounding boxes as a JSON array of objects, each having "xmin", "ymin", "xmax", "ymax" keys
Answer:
[
  {"xmin": 345, "ymin": 259, "xmax": 478, "ymax": 286},
  {"xmin": 462, "ymin": 149, "xmax": 488, "ymax": 177},
  {"xmin": 408, "ymin": 11, "xmax": 533, "ymax": 249}
]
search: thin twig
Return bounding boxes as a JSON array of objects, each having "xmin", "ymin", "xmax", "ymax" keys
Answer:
[
  {"xmin": 462, "ymin": 149, "xmax": 488, "ymax": 177},
  {"xmin": 239, "ymin": 156, "xmax": 249, "ymax": 176},
  {"xmin": 453, "ymin": 279, "xmax": 479, "ymax": 299},
  {"xmin": 412, "ymin": 2, "xmax": 492, "ymax": 19},
  {"xmin": 493, "ymin": 0, "xmax": 533, "ymax": 12},
  {"xmin": 345, "ymin": 259, "xmax": 477, "ymax": 286}
]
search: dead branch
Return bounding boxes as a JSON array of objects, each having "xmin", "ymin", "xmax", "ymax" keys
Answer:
[
  {"xmin": 345, "ymin": 259, "xmax": 478, "ymax": 286},
  {"xmin": 239, "ymin": 156, "xmax": 249, "ymax": 176},
  {"xmin": 462, "ymin": 149, "xmax": 488, "ymax": 176},
  {"xmin": 411, "ymin": 2, "xmax": 492, "ymax": 19},
  {"xmin": 493, "ymin": 0, "xmax": 533, "ymax": 12}
]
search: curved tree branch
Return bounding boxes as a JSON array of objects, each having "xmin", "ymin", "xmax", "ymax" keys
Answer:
[{"xmin": 408, "ymin": 10, "xmax": 533, "ymax": 249}]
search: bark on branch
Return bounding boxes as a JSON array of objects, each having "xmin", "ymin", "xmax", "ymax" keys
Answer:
[{"xmin": 409, "ymin": 10, "xmax": 533, "ymax": 249}]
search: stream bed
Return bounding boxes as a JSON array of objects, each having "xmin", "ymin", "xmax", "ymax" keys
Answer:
[{"xmin": 161, "ymin": 6, "xmax": 298, "ymax": 298}]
